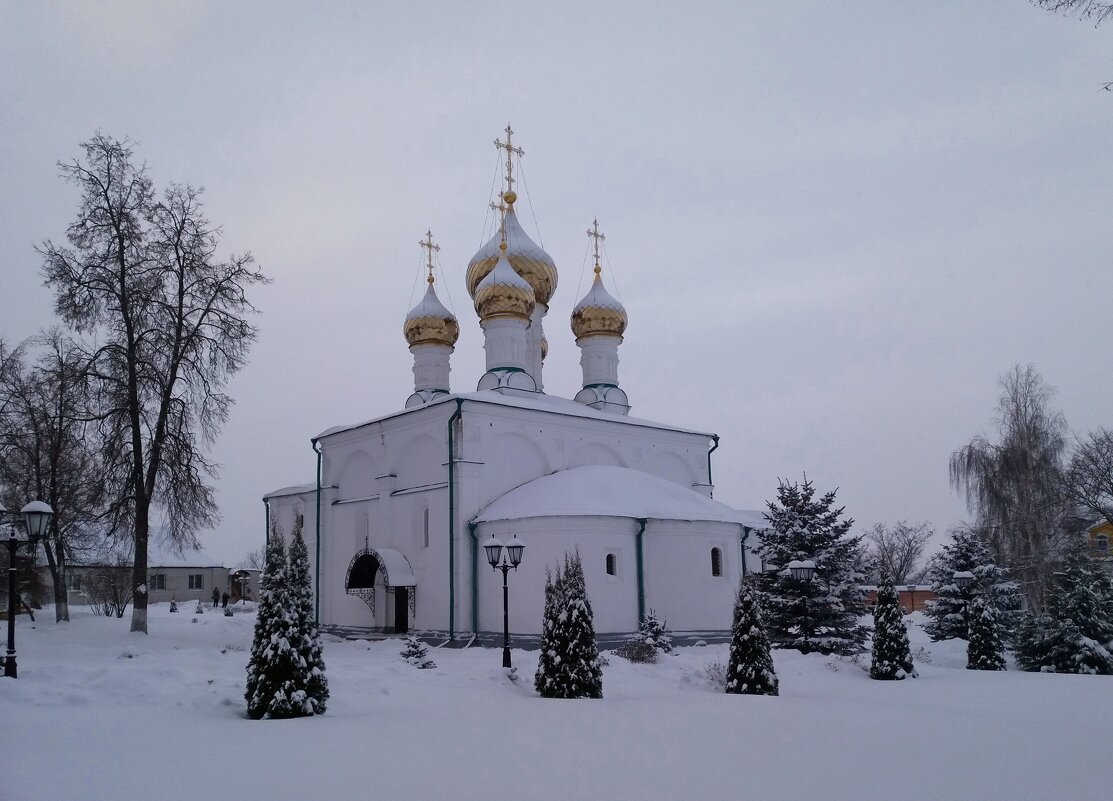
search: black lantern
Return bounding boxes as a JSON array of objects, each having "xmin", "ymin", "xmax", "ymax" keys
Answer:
[
  {"xmin": 953, "ymin": 571, "xmax": 975, "ymax": 590},
  {"xmin": 788, "ymin": 559, "xmax": 816, "ymax": 583},
  {"xmin": 504, "ymin": 535, "xmax": 525, "ymax": 568},
  {"xmin": 483, "ymin": 537, "xmax": 504, "ymax": 568},
  {"xmin": 3, "ymin": 499, "xmax": 53, "ymax": 678}
]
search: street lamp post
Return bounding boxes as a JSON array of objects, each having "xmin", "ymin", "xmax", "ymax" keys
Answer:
[
  {"xmin": 953, "ymin": 570, "xmax": 975, "ymax": 638},
  {"xmin": 788, "ymin": 559, "xmax": 817, "ymax": 653},
  {"xmin": 906, "ymin": 584, "xmax": 917, "ymax": 614},
  {"xmin": 2, "ymin": 501, "xmax": 54, "ymax": 678},
  {"xmin": 483, "ymin": 535, "xmax": 525, "ymax": 669}
]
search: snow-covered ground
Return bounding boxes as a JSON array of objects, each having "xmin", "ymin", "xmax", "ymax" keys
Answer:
[{"xmin": 2, "ymin": 607, "xmax": 1109, "ymax": 801}]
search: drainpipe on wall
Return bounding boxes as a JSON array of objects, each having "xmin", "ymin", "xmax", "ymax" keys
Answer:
[
  {"xmin": 740, "ymin": 524, "xmax": 751, "ymax": 578},
  {"xmin": 447, "ymin": 399, "xmax": 464, "ymax": 640},
  {"xmin": 264, "ymin": 499, "xmax": 270, "ymax": 549},
  {"xmin": 468, "ymin": 521, "xmax": 479, "ymax": 635},
  {"xmin": 635, "ymin": 518, "xmax": 647, "ymax": 624},
  {"xmin": 313, "ymin": 439, "xmax": 323, "ymax": 626},
  {"xmin": 706, "ymin": 435, "xmax": 720, "ymax": 498}
]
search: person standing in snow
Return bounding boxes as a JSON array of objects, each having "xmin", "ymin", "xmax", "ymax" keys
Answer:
[
  {"xmin": 212, "ymin": 586, "xmax": 220, "ymax": 607},
  {"xmin": 221, "ymin": 591, "xmax": 230, "ymax": 608}
]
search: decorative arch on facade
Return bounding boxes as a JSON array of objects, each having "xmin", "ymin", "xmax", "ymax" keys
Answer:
[
  {"xmin": 338, "ymin": 449, "xmax": 378, "ymax": 499},
  {"xmin": 344, "ymin": 547, "xmax": 417, "ymax": 619},
  {"xmin": 570, "ymin": 441, "xmax": 625, "ymax": 468},
  {"xmin": 393, "ymin": 432, "xmax": 444, "ymax": 488},
  {"xmin": 648, "ymin": 449, "xmax": 697, "ymax": 487}
]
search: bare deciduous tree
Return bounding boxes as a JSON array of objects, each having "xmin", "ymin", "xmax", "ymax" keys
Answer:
[
  {"xmin": 864, "ymin": 521, "xmax": 933, "ymax": 585},
  {"xmin": 1066, "ymin": 428, "xmax": 1113, "ymax": 527},
  {"xmin": 40, "ymin": 134, "xmax": 267, "ymax": 634},
  {"xmin": 0, "ymin": 331, "xmax": 104, "ymax": 622},
  {"xmin": 950, "ymin": 365, "xmax": 1072, "ymax": 611},
  {"xmin": 85, "ymin": 560, "xmax": 134, "ymax": 618},
  {"xmin": 1034, "ymin": 0, "xmax": 1113, "ymax": 24}
]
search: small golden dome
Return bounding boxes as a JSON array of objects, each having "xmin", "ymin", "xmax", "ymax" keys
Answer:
[
  {"xmin": 571, "ymin": 268, "xmax": 627, "ymax": 340},
  {"xmin": 404, "ymin": 280, "xmax": 459, "ymax": 348},
  {"xmin": 474, "ymin": 247, "xmax": 535, "ymax": 322},
  {"xmin": 467, "ymin": 202, "xmax": 557, "ymax": 306}
]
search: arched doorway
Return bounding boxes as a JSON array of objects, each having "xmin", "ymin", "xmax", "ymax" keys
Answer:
[{"xmin": 344, "ymin": 548, "xmax": 416, "ymax": 634}]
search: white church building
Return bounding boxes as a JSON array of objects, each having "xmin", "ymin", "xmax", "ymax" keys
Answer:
[{"xmin": 264, "ymin": 129, "xmax": 766, "ymax": 644}]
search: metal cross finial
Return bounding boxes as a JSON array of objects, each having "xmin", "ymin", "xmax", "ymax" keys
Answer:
[
  {"xmin": 418, "ymin": 229, "xmax": 440, "ymax": 284},
  {"xmin": 489, "ymin": 197, "xmax": 508, "ymax": 224},
  {"xmin": 493, "ymin": 122, "xmax": 524, "ymax": 195},
  {"xmin": 587, "ymin": 217, "xmax": 606, "ymax": 275}
]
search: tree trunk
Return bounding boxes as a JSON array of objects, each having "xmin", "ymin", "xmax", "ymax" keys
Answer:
[{"xmin": 130, "ymin": 503, "xmax": 149, "ymax": 634}]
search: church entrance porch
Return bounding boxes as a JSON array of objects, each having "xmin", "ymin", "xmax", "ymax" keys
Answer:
[{"xmin": 344, "ymin": 547, "xmax": 417, "ymax": 634}]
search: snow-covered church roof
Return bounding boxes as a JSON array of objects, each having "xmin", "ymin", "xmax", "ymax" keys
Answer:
[
  {"xmin": 473, "ymin": 465, "xmax": 767, "ymax": 528},
  {"xmin": 315, "ymin": 390, "xmax": 715, "ymax": 441}
]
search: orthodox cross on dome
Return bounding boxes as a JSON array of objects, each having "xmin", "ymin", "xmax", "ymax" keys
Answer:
[
  {"xmin": 418, "ymin": 229, "xmax": 440, "ymax": 284},
  {"xmin": 493, "ymin": 122, "xmax": 524, "ymax": 196},
  {"xmin": 587, "ymin": 217, "xmax": 606, "ymax": 275}
]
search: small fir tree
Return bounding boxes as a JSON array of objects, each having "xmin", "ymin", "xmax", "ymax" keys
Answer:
[
  {"xmin": 966, "ymin": 594, "xmax": 1006, "ymax": 671},
  {"xmin": 286, "ymin": 513, "xmax": 329, "ymax": 714},
  {"xmin": 756, "ymin": 477, "xmax": 868, "ymax": 655},
  {"xmin": 637, "ymin": 609, "xmax": 674, "ymax": 654},
  {"xmin": 245, "ymin": 532, "xmax": 301, "ymax": 719},
  {"xmin": 1015, "ymin": 551, "xmax": 1113, "ymax": 674},
  {"xmin": 922, "ymin": 527, "xmax": 1019, "ymax": 642},
  {"xmin": 725, "ymin": 578, "xmax": 779, "ymax": 696},
  {"xmin": 400, "ymin": 635, "xmax": 436, "ymax": 669},
  {"xmin": 534, "ymin": 567, "xmax": 564, "ymax": 691},
  {"xmin": 534, "ymin": 551, "xmax": 603, "ymax": 699},
  {"xmin": 870, "ymin": 575, "xmax": 916, "ymax": 680}
]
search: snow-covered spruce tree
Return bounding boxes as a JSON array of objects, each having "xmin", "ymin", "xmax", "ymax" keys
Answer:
[
  {"xmin": 636, "ymin": 609, "xmax": 674, "ymax": 654},
  {"xmin": 870, "ymin": 575, "xmax": 916, "ymax": 680},
  {"xmin": 245, "ymin": 531, "xmax": 301, "ymax": 719},
  {"xmin": 286, "ymin": 512, "xmax": 329, "ymax": 714},
  {"xmin": 400, "ymin": 635, "xmax": 436, "ymax": 669},
  {"xmin": 922, "ymin": 527, "xmax": 1019, "ymax": 642},
  {"xmin": 725, "ymin": 577, "xmax": 778, "ymax": 695},
  {"xmin": 966, "ymin": 594, "xmax": 1006, "ymax": 671},
  {"xmin": 1015, "ymin": 551, "xmax": 1113, "ymax": 674},
  {"xmin": 756, "ymin": 477, "xmax": 868, "ymax": 655},
  {"xmin": 534, "ymin": 551, "xmax": 603, "ymax": 699},
  {"xmin": 534, "ymin": 566, "xmax": 564, "ymax": 693}
]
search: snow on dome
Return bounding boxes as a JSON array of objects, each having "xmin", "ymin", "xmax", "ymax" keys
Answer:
[
  {"xmin": 474, "ymin": 465, "xmax": 759, "ymax": 525},
  {"xmin": 403, "ymin": 280, "xmax": 459, "ymax": 348},
  {"xmin": 467, "ymin": 203, "xmax": 557, "ymax": 305},
  {"xmin": 473, "ymin": 247, "xmax": 535, "ymax": 322},
  {"xmin": 571, "ymin": 269, "xmax": 627, "ymax": 340}
]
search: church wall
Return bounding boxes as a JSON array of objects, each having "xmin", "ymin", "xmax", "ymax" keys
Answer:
[
  {"xmin": 642, "ymin": 520, "xmax": 742, "ymax": 633},
  {"xmin": 474, "ymin": 517, "xmax": 642, "ymax": 636},
  {"xmin": 307, "ymin": 397, "xmax": 731, "ymax": 637}
]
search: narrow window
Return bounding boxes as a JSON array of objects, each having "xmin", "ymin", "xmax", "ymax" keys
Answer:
[
  {"xmin": 606, "ymin": 553, "xmax": 617, "ymax": 576},
  {"xmin": 1097, "ymin": 534, "xmax": 1109, "ymax": 554},
  {"xmin": 423, "ymin": 507, "xmax": 430, "ymax": 548},
  {"xmin": 711, "ymin": 547, "xmax": 723, "ymax": 577}
]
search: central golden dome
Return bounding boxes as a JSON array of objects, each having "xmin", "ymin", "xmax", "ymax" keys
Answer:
[
  {"xmin": 467, "ymin": 194, "xmax": 557, "ymax": 306},
  {"xmin": 474, "ymin": 244, "xmax": 536, "ymax": 322}
]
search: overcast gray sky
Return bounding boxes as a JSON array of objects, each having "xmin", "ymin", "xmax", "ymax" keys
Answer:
[{"xmin": 2, "ymin": 1, "xmax": 1111, "ymax": 566}]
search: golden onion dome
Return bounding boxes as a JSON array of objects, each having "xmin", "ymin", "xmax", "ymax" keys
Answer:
[
  {"xmin": 466, "ymin": 192, "xmax": 557, "ymax": 306},
  {"xmin": 474, "ymin": 244, "xmax": 535, "ymax": 322},
  {"xmin": 571, "ymin": 266, "xmax": 627, "ymax": 340},
  {"xmin": 404, "ymin": 277, "xmax": 459, "ymax": 348}
]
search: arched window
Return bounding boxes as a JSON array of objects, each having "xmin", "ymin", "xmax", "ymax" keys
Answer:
[
  {"xmin": 606, "ymin": 553, "xmax": 617, "ymax": 576},
  {"xmin": 711, "ymin": 547, "xmax": 723, "ymax": 577}
]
